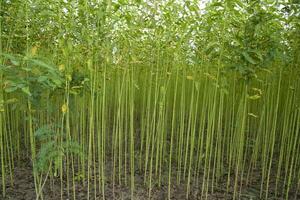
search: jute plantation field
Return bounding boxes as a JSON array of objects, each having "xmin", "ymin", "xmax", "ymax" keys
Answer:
[{"xmin": 0, "ymin": 0, "xmax": 300, "ymax": 199}]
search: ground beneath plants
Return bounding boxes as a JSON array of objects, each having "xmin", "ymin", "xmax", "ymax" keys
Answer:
[{"xmin": 1, "ymin": 155, "xmax": 299, "ymax": 200}]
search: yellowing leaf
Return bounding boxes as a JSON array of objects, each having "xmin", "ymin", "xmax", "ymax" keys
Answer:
[
  {"xmin": 61, "ymin": 103, "xmax": 68, "ymax": 114},
  {"xmin": 31, "ymin": 46, "xmax": 38, "ymax": 56},
  {"xmin": 261, "ymin": 68, "xmax": 272, "ymax": 74},
  {"xmin": 248, "ymin": 94, "xmax": 261, "ymax": 100},
  {"xmin": 248, "ymin": 113, "xmax": 258, "ymax": 118},
  {"xmin": 87, "ymin": 59, "xmax": 93, "ymax": 71},
  {"xmin": 59, "ymin": 64, "xmax": 65, "ymax": 72},
  {"xmin": 186, "ymin": 75, "xmax": 194, "ymax": 80},
  {"xmin": 203, "ymin": 72, "xmax": 216, "ymax": 80},
  {"xmin": 5, "ymin": 98, "xmax": 18, "ymax": 104},
  {"xmin": 66, "ymin": 74, "xmax": 72, "ymax": 81},
  {"xmin": 72, "ymin": 86, "xmax": 83, "ymax": 89},
  {"xmin": 252, "ymin": 87, "xmax": 262, "ymax": 95}
]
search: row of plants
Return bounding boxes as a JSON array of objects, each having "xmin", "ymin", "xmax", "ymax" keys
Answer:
[{"xmin": 0, "ymin": 0, "xmax": 300, "ymax": 199}]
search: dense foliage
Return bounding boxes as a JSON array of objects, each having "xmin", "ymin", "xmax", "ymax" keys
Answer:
[{"xmin": 0, "ymin": 0, "xmax": 300, "ymax": 199}]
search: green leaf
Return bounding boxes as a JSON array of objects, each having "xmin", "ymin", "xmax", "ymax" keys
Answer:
[
  {"xmin": 30, "ymin": 59, "xmax": 56, "ymax": 71},
  {"xmin": 38, "ymin": 76, "xmax": 48, "ymax": 83},
  {"xmin": 52, "ymin": 77, "xmax": 62, "ymax": 87},
  {"xmin": 21, "ymin": 86, "xmax": 32, "ymax": 96},
  {"xmin": 5, "ymin": 87, "xmax": 18, "ymax": 93},
  {"xmin": 249, "ymin": 50, "xmax": 263, "ymax": 61},
  {"xmin": 1, "ymin": 53, "xmax": 20, "ymax": 66},
  {"xmin": 22, "ymin": 67, "xmax": 32, "ymax": 72},
  {"xmin": 211, "ymin": 2, "xmax": 224, "ymax": 8},
  {"xmin": 205, "ymin": 42, "xmax": 219, "ymax": 55},
  {"xmin": 35, "ymin": 125, "xmax": 56, "ymax": 140},
  {"xmin": 242, "ymin": 51, "xmax": 257, "ymax": 64},
  {"xmin": 5, "ymin": 98, "xmax": 18, "ymax": 104}
]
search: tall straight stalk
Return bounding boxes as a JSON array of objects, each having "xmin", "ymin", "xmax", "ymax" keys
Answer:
[{"xmin": 0, "ymin": 0, "xmax": 5, "ymax": 195}]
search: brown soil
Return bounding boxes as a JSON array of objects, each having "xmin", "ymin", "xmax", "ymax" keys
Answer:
[{"xmin": 1, "ymin": 156, "xmax": 299, "ymax": 200}]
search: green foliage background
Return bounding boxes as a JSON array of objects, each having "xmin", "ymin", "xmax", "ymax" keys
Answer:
[{"xmin": 0, "ymin": 0, "xmax": 300, "ymax": 199}]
